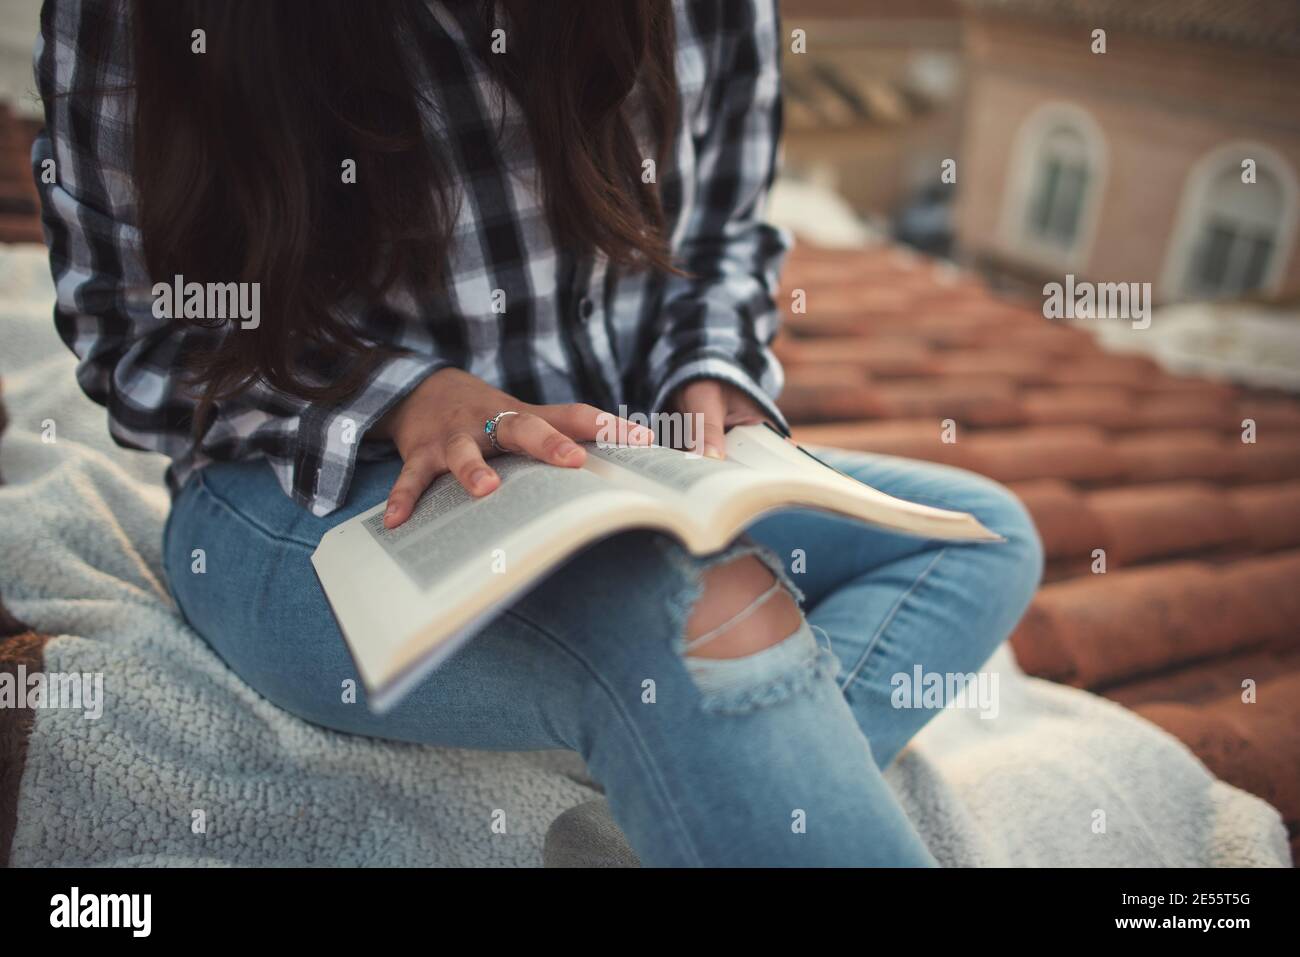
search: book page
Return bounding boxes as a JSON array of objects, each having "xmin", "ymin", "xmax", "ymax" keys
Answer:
[
  {"xmin": 360, "ymin": 455, "xmax": 616, "ymax": 591},
  {"xmin": 313, "ymin": 451, "xmax": 696, "ymax": 702},
  {"xmin": 715, "ymin": 424, "xmax": 1002, "ymax": 542},
  {"xmin": 314, "ymin": 425, "xmax": 999, "ymax": 706},
  {"xmin": 585, "ymin": 442, "xmax": 749, "ymax": 494}
]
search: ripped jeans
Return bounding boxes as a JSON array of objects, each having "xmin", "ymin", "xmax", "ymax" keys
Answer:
[{"xmin": 162, "ymin": 447, "xmax": 1043, "ymax": 867}]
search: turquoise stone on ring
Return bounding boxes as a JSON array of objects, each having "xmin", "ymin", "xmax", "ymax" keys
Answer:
[{"xmin": 484, "ymin": 410, "xmax": 518, "ymax": 451}]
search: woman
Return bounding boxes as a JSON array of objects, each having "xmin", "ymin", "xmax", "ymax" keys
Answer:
[{"xmin": 35, "ymin": 0, "xmax": 1042, "ymax": 866}]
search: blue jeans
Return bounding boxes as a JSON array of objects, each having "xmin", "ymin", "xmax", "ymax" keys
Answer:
[{"xmin": 162, "ymin": 447, "xmax": 1043, "ymax": 866}]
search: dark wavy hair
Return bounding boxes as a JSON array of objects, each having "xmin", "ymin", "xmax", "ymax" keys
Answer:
[{"xmin": 120, "ymin": 0, "xmax": 678, "ymax": 425}]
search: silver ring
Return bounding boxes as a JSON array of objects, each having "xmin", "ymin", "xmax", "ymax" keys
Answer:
[{"xmin": 484, "ymin": 410, "xmax": 519, "ymax": 452}]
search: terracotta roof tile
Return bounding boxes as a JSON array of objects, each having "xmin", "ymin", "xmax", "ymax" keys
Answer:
[
  {"xmin": 1133, "ymin": 394, "xmax": 1243, "ymax": 432},
  {"xmin": 1005, "ymin": 479, "xmax": 1107, "ymax": 562},
  {"xmin": 1021, "ymin": 387, "xmax": 1135, "ymax": 429},
  {"xmin": 1237, "ymin": 397, "xmax": 1300, "ymax": 432},
  {"xmin": 1047, "ymin": 354, "xmax": 1163, "ymax": 389},
  {"xmin": 1130, "ymin": 665, "xmax": 1300, "ymax": 849},
  {"xmin": 1009, "ymin": 477, "xmax": 1300, "ymax": 575},
  {"xmin": 776, "ymin": 336, "xmax": 938, "ymax": 377},
  {"xmin": 832, "ymin": 310, "xmax": 1024, "ymax": 340},
  {"xmin": 1137, "ymin": 375, "xmax": 1238, "ymax": 400},
  {"xmin": 1112, "ymin": 431, "xmax": 1240, "ymax": 484},
  {"xmin": 783, "ymin": 289, "xmax": 915, "ymax": 324},
  {"xmin": 0, "ymin": 216, "xmax": 42, "ymax": 245},
  {"xmin": 1009, "ymin": 558, "xmax": 1284, "ymax": 687},
  {"xmin": 800, "ymin": 423, "xmax": 1142, "ymax": 483},
  {"xmin": 1087, "ymin": 483, "xmax": 1247, "ymax": 566},
  {"xmin": 778, "ymin": 367, "xmax": 889, "ymax": 423},
  {"xmin": 1107, "ymin": 648, "xmax": 1300, "ymax": 841},
  {"xmin": 0, "ymin": 183, "xmax": 37, "ymax": 218},
  {"xmin": 966, "ymin": 426, "xmax": 1123, "ymax": 483},
  {"xmin": 1227, "ymin": 437, "xmax": 1300, "ymax": 485},
  {"xmin": 1228, "ymin": 481, "xmax": 1300, "ymax": 551},
  {"xmin": 0, "ymin": 105, "xmax": 38, "ymax": 241},
  {"xmin": 980, "ymin": 324, "xmax": 1102, "ymax": 356},
  {"xmin": 1216, "ymin": 552, "xmax": 1300, "ymax": 644},
  {"xmin": 933, "ymin": 350, "xmax": 1054, "ymax": 384},
  {"xmin": 872, "ymin": 378, "xmax": 1027, "ymax": 426},
  {"xmin": 1105, "ymin": 648, "xmax": 1300, "ymax": 708},
  {"xmin": 1016, "ymin": 550, "xmax": 1300, "ymax": 682}
]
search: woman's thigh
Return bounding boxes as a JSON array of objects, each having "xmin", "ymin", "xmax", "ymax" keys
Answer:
[
  {"xmin": 165, "ymin": 455, "xmax": 543, "ymax": 748},
  {"xmin": 161, "ymin": 455, "xmax": 748, "ymax": 753}
]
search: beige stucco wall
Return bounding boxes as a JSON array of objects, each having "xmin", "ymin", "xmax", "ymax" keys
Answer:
[{"xmin": 954, "ymin": 14, "xmax": 1300, "ymax": 302}]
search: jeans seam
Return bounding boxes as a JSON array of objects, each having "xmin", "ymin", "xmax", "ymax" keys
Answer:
[
  {"xmin": 499, "ymin": 606, "xmax": 706, "ymax": 868},
  {"xmin": 193, "ymin": 468, "xmax": 318, "ymax": 551},
  {"xmin": 839, "ymin": 547, "xmax": 948, "ymax": 692}
]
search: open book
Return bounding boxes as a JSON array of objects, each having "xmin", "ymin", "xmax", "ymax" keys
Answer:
[{"xmin": 312, "ymin": 424, "xmax": 1001, "ymax": 711}]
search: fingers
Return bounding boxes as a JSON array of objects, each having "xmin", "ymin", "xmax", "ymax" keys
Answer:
[
  {"xmin": 492, "ymin": 405, "xmax": 655, "ymax": 468},
  {"xmin": 444, "ymin": 430, "xmax": 499, "ymax": 497},
  {"xmin": 541, "ymin": 403, "xmax": 654, "ymax": 447},
  {"xmin": 384, "ymin": 448, "xmax": 442, "ymax": 528},
  {"xmin": 723, "ymin": 391, "xmax": 771, "ymax": 429},
  {"xmin": 385, "ymin": 429, "xmax": 502, "ymax": 528},
  {"xmin": 494, "ymin": 411, "xmax": 586, "ymax": 467},
  {"xmin": 677, "ymin": 381, "xmax": 727, "ymax": 459},
  {"xmin": 383, "ymin": 402, "xmax": 660, "ymax": 529}
]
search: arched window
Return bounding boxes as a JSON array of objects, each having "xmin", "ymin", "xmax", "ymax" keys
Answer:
[
  {"xmin": 1001, "ymin": 104, "xmax": 1106, "ymax": 268},
  {"xmin": 1025, "ymin": 125, "xmax": 1091, "ymax": 246},
  {"xmin": 1162, "ymin": 143, "xmax": 1298, "ymax": 301}
]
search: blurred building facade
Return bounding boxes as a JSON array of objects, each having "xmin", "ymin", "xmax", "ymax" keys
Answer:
[
  {"xmin": 954, "ymin": 0, "xmax": 1300, "ymax": 305},
  {"xmin": 780, "ymin": 0, "xmax": 1300, "ymax": 306},
  {"xmin": 779, "ymin": 0, "xmax": 963, "ymax": 249}
]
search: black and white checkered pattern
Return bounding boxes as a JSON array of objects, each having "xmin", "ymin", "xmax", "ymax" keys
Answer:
[{"xmin": 33, "ymin": 0, "xmax": 791, "ymax": 517}]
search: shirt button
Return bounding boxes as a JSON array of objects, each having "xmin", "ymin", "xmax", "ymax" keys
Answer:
[{"xmin": 579, "ymin": 297, "xmax": 595, "ymax": 320}]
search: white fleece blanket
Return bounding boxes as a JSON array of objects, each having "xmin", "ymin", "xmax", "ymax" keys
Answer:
[{"xmin": 0, "ymin": 244, "xmax": 1289, "ymax": 867}]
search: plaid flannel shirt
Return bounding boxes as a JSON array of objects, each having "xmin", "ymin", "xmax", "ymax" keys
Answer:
[{"xmin": 33, "ymin": 0, "xmax": 792, "ymax": 516}]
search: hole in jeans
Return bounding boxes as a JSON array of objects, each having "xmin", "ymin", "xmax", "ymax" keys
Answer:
[
  {"xmin": 678, "ymin": 553, "xmax": 840, "ymax": 714},
  {"xmin": 684, "ymin": 555, "xmax": 804, "ymax": 659}
]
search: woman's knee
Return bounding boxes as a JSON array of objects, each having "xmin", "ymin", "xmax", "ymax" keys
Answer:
[{"xmin": 957, "ymin": 475, "xmax": 1045, "ymax": 604}]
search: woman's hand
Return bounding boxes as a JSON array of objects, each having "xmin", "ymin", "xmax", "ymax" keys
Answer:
[
  {"xmin": 671, "ymin": 379, "xmax": 775, "ymax": 460},
  {"xmin": 372, "ymin": 367, "xmax": 652, "ymax": 528}
]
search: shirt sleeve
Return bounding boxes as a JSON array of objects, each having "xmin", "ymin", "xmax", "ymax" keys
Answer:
[
  {"xmin": 642, "ymin": 0, "xmax": 793, "ymax": 433},
  {"xmin": 32, "ymin": 0, "xmax": 447, "ymax": 517}
]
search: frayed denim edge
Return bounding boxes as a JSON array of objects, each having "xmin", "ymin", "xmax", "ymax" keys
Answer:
[{"xmin": 652, "ymin": 535, "xmax": 842, "ymax": 716}]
